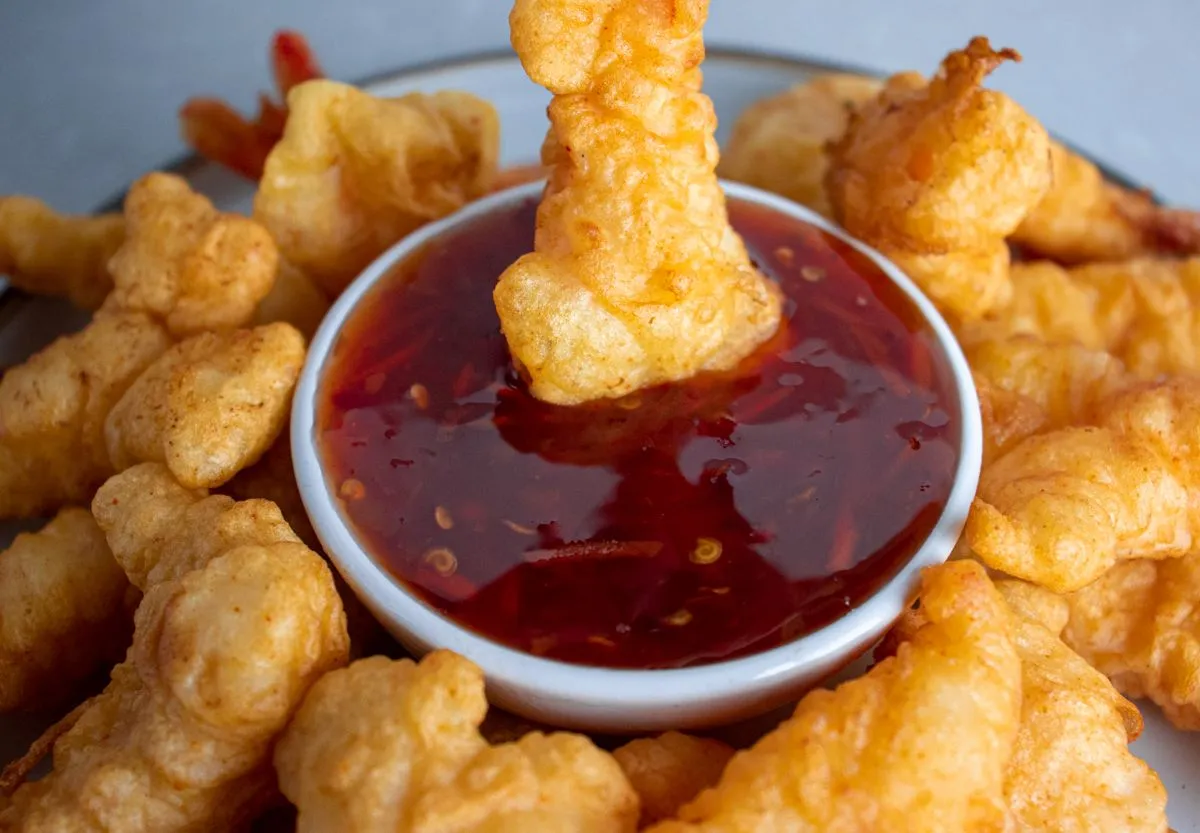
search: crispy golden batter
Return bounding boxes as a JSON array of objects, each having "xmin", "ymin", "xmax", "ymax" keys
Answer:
[
  {"xmin": 826, "ymin": 38, "xmax": 1051, "ymax": 322},
  {"xmin": 967, "ymin": 260, "xmax": 1130, "ymax": 350},
  {"xmin": 252, "ymin": 259, "xmax": 330, "ymax": 339},
  {"xmin": 0, "ymin": 508, "xmax": 133, "ymax": 713},
  {"xmin": 976, "ymin": 257, "xmax": 1200, "ymax": 378},
  {"xmin": 1014, "ymin": 141, "xmax": 1200, "ymax": 264},
  {"xmin": 966, "ymin": 335, "xmax": 1128, "ymax": 431},
  {"xmin": 90, "ymin": 462, "xmax": 297, "ymax": 590},
  {"xmin": 105, "ymin": 323, "xmax": 305, "ymax": 489},
  {"xmin": 650, "ymin": 561, "xmax": 1021, "ymax": 832},
  {"xmin": 718, "ymin": 74, "xmax": 883, "ymax": 217},
  {"xmin": 107, "ymin": 172, "xmax": 279, "ymax": 337},
  {"xmin": 613, "ymin": 732, "xmax": 733, "ymax": 828},
  {"xmin": 0, "ymin": 196, "xmax": 123, "ymax": 309},
  {"xmin": 0, "ymin": 310, "xmax": 171, "ymax": 518},
  {"xmin": 975, "ymin": 372, "xmax": 1048, "ymax": 466},
  {"xmin": 1063, "ymin": 552, "xmax": 1200, "ymax": 731},
  {"xmin": 993, "ymin": 581, "xmax": 1169, "ymax": 832},
  {"xmin": 967, "ymin": 378, "xmax": 1200, "ymax": 592},
  {"xmin": 888, "ymin": 240, "xmax": 1015, "ymax": 323},
  {"xmin": 222, "ymin": 430, "xmax": 316, "ymax": 549},
  {"xmin": 495, "ymin": 0, "xmax": 782, "ymax": 405},
  {"xmin": 0, "ymin": 464, "xmax": 349, "ymax": 831},
  {"xmin": 276, "ymin": 651, "xmax": 639, "ymax": 833},
  {"xmin": 254, "ymin": 79, "xmax": 500, "ymax": 297}
]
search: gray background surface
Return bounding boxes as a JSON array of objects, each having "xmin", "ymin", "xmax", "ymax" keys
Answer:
[{"xmin": 0, "ymin": 0, "xmax": 1197, "ymax": 211}]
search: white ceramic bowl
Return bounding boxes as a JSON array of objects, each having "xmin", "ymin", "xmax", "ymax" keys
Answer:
[{"xmin": 292, "ymin": 179, "xmax": 983, "ymax": 734}]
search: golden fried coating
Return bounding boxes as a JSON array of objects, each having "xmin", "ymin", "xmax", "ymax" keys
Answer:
[
  {"xmin": 0, "ymin": 196, "xmax": 123, "ymax": 309},
  {"xmin": 1063, "ymin": 551, "xmax": 1200, "ymax": 731},
  {"xmin": 222, "ymin": 430, "xmax": 316, "ymax": 549},
  {"xmin": 1086, "ymin": 257, "xmax": 1200, "ymax": 378},
  {"xmin": 613, "ymin": 732, "xmax": 734, "ymax": 827},
  {"xmin": 1014, "ymin": 141, "xmax": 1200, "ymax": 264},
  {"xmin": 276, "ymin": 651, "xmax": 639, "ymax": 832},
  {"xmin": 495, "ymin": 0, "xmax": 783, "ymax": 405},
  {"xmin": 966, "ymin": 335, "xmax": 1128, "ymax": 431},
  {"xmin": 967, "ymin": 377, "xmax": 1200, "ymax": 592},
  {"xmin": 107, "ymin": 172, "xmax": 279, "ymax": 337},
  {"xmin": 887, "ymin": 238, "xmax": 1014, "ymax": 322},
  {"xmin": 976, "ymin": 257, "xmax": 1200, "ymax": 378},
  {"xmin": 993, "ymin": 582, "xmax": 1169, "ymax": 832},
  {"xmin": 0, "ymin": 310, "xmax": 171, "ymax": 518},
  {"xmin": 650, "ymin": 561, "xmax": 1021, "ymax": 832},
  {"xmin": 0, "ymin": 508, "xmax": 133, "ymax": 713},
  {"xmin": 718, "ymin": 74, "xmax": 883, "ymax": 217},
  {"xmin": 826, "ymin": 37, "xmax": 1051, "ymax": 322},
  {"xmin": 254, "ymin": 79, "xmax": 500, "ymax": 297},
  {"xmin": 975, "ymin": 372, "xmax": 1048, "ymax": 466},
  {"xmin": 252, "ymin": 259, "xmax": 330, "ymax": 339},
  {"xmin": 967, "ymin": 259, "xmax": 1130, "ymax": 350},
  {"xmin": 105, "ymin": 322, "xmax": 305, "ymax": 489},
  {"xmin": 0, "ymin": 464, "xmax": 350, "ymax": 831}
]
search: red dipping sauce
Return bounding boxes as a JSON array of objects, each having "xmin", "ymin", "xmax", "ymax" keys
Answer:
[{"xmin": 318, "ymin": 197, "xmax": 961, "ymax": 669}]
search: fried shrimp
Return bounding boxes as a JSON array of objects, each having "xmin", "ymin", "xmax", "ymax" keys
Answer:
[
  {"xmin": 650, "ymin": 561, "xmax": 1021, "ymax": 832},
  {"xmin": 254, "ymin": 80, "xmax": 500, "ymax": 296},
  {"xmin": 495, "ymin": 0, "xmax": 783, "ymax": 405},
  {"xmin": 967, "ymin": 378, "xmax": 1200, "ymax": 593},
  {"xmin": 0, "ymin": 464, "xmax": 349, "ymax": 831},
  {"xmin": 104, "ymin": 322, "xmax": 305, "ymax": 489},
  {"xmin": 0, "ymin": 173, "xmax": 282, "ymax": 519},
  {"xmin": 276, "ymin": 651, "xmax": 639, "ymax": 832},
  {"xmin": 0, "ymin": 196, "xmax": 123, "ymax": 309},
  {"xmin": 0, "ymin": 310, "xmax": 172, "ymax": 518},
  {"xmin": 0, "ymin": 508, "xmax": 133, "ymax": 713},
  {"xmin": 1014, "ymin": 141, "xmax": 1200, "ymax": 264},
  {"xmin": 826, "ymin": 37, "xmax": 1051, "ymax": 322},
  {"xmin": 719, "ymin": 74, "xmax": 883, "ymax": 217},
  {"xmin": 107, "ymin": 172, "xmax": 279, "ymax": 337}
]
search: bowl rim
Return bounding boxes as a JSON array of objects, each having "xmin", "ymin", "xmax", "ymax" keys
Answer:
[{"xmin": 291, "ymin": 178, "xmax": 983, "ymax": 704}]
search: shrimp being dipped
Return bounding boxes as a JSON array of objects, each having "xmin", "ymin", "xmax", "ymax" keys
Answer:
[{"xmin": 495, "ymin": 0, "xmax": 783, "ymax": 405}]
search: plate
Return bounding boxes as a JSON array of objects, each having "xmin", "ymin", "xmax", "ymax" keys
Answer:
[{"xmin": 2, "ymin": 48, "xmax": 1195, "ymax": 828}]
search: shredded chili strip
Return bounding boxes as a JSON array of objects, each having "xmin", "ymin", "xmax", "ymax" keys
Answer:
[{"xmin": 524, "ymin": 540, "xmax": 664, "ymax": 564}]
